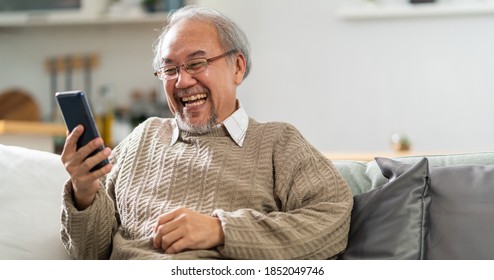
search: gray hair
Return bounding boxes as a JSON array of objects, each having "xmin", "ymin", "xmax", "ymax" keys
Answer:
[{"xmin": 152, "ymin": 5, "xmax": 251, "ymax": 79}]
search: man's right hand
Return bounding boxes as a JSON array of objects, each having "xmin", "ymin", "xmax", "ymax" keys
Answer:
[{"xmin": 61, "ymin": 125, "xmax": 113, "ymax": 210}]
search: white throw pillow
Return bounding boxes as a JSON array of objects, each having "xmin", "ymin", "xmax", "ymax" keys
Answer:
[{"xmin": 0, "ymin": 144, "xmax": 72, "ymax": 259}]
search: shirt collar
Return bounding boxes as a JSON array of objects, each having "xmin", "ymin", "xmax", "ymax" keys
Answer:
[
  {"xmin": 222, "ymin": 104, "xmax": 249, "ymax": 147},
  {"xmin": 170, "ymin": 102, "xmax": 249, "ymax": 147}
]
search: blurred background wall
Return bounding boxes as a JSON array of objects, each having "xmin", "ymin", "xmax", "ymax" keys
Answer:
[{"xmin": 1, "ymin": 0, "xmax": 493, "ymax": 154}]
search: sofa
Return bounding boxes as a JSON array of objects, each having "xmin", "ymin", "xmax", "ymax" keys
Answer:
[
  {"xmin": 1, "ymin": 143, "xmax": 493, "ymax": 260},
  {"xmin": 334, "ymin": 152, "xmax": 494, "ymax": 260}
]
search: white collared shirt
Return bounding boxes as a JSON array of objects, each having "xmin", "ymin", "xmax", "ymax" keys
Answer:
[{"xmin": 170, "ymin": 103, "xmax": 249, "ymax": 147}]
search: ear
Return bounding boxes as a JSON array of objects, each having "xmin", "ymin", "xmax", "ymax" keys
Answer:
[{"xmin": 233, "ymin": 52, "xmax": 247, "ymax": 85}]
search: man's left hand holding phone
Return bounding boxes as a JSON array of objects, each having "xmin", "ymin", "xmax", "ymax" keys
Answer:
[{"xmin": 56, "ymin": 90, "xmax": 113, "ymax": 210}]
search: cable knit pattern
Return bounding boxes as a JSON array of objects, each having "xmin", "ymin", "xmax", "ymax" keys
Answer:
[{"xmin": 60, "ymin": 117, "xmax": 353, "ymax": 259}]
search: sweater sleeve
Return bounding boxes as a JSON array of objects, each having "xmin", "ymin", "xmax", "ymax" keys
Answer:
[
  {"xmin": 60, "ymin": 180, "xmax": 117, "ymax": 259},
  {"xmin": 59, "ymin": 120, "xmax": 140, "ymax": 259},
  {"xmin": 59, "ymin": 118, "xmax": 164, "ymax": 260},
  {"xmin": 213, "ymin": 124, "xmax": 353, "ymax": 260}
]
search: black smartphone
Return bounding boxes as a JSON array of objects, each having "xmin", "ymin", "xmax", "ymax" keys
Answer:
[{"xmin": 55, "ymin": 90, "xmax": 109, "ymax": 172}]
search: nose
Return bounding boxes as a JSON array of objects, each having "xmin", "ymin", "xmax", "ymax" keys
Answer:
[{"xmin": 175, "ymin": 67, "xmax": 197, "ymax": 89}]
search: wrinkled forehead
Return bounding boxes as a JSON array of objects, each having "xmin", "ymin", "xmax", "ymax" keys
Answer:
[{"xmin": 159, "ymin": 19, "xmax": 222, "ymax": 64}]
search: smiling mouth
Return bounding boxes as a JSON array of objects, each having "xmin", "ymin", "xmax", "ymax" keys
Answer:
[{"xmin": 181, "ymin": 93, "xmax": 207, "ymax": 108}]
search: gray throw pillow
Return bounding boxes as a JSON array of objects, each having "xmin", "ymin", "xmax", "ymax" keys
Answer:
[
  {"xmin": 339, "ymin": 157, "xmax": 430, "ymax": 260},
  {"xmin": 377, "ymin": 158, "xmax": 494, "ymax": 259}
]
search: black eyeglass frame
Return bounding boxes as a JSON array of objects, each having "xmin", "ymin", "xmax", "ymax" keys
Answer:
[{"xmin": 153, "ymin": 49, "xmax": 238, "ymax": 80}]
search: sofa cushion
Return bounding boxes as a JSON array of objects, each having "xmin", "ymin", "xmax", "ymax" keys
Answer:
[
  {"xmin": 339, "ymin": 157, "xmax": 430, "ymax": 260},
  {"xmin": 377, "ymin": 157, "xmax": 494, "ymax": 259},
  {"xmin": 0, "ymin": 144, "xmax": 72, "ymax": 259}
]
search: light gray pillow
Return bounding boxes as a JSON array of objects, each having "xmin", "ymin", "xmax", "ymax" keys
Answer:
[
  {"xmin": 339, "ymin": 157, "xmax": 430, "ymax": 260},
  {"xmin": 332, "ymin": 160, "xmax": 370, "ymax": 195},
  {"xmin": 377, "ymin": 158, "xmax": 494, "ymax": 259}
]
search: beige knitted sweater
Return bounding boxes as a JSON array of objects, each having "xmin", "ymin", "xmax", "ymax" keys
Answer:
[{"xmin": 60, "ymin": 117, "xmax": 353, "ymax": 259}]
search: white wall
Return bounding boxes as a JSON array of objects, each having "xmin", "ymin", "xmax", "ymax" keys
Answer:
[{"xmin": 1, "ymin": 0, "xmax": 493, "ymax": 153}]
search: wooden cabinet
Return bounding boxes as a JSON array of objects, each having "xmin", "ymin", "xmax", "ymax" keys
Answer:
[{"xmin": 0, "ymin": 120, "xmax": 66, "ymax": 153}]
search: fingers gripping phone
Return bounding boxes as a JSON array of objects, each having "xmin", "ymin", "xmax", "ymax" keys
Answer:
[{"xmin": 55, "ymin": 90, "xmax": 109, "ymax": 172}]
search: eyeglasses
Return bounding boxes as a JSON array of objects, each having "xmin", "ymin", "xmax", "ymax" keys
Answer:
[{"xmin": 154, "ymin": 49, "xmax": 237, "ymax": 81}]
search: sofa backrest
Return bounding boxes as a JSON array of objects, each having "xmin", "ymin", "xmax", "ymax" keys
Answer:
[{"xmin": 333, "ymin": 152, "xmax": 494, "ymax": 195}]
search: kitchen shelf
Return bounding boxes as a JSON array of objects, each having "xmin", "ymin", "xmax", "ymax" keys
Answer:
[
  {"xmin": 0, "ymin": 120, "xmax": 65, "ymax": 136},
  {"xmin": 0, "ymin": 12, "xmax": 168, "ymax": 28},
  {"xmin": 337, "ymin": 2, "xmax": 494, "ymax": 20},
  {"xmin": 0, "ymin": 120, "xmax": 66, "ymax": 153}
]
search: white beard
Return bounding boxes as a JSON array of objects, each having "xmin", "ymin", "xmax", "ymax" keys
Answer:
[{"xmin": 175, "ymin": 109, "xmax": 218, "ymax": 135}]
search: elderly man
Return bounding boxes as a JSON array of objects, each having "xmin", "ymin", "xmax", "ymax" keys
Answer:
[{"xmin": 60, "ymin": 5, "xmax": 352, "ymax": 260}]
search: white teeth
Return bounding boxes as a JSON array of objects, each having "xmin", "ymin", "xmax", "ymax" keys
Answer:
[
  {"xmin": 181, "ymin": 93, "xmax": 207, "ymax": 108},
  {"xmin": 181, "ymin": 93, "xmax": 207, "ymax": 102},
  {"xmin": 184, "ymin": 99, "xmax": 206, "ymax": 107}
]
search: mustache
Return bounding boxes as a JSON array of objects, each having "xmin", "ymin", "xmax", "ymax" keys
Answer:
[{"xmin": 175, "ymin": 86, "xmax": 210, "ymax": 98}]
